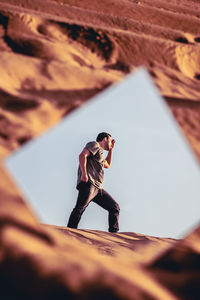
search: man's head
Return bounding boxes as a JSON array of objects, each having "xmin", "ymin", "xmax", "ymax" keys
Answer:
[{"xmin": 96, "ymin": 132, "xmax": 112, "ymax": 151}]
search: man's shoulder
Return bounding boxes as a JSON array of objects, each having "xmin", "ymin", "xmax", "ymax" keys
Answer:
[
  {"xmin": 85, "ymin": 141, "xmax": 99, "ymax": 148},
  {"xmin": 84, "ymin": 141, "xmax": 101, "ymax": 156}
]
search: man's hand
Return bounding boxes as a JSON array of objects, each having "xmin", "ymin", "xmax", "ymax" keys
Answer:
[
  {"xmin": 111, "ymin": 139, "xmax": 116, "ymax": 149},
  {"xmin": 105, "ymin": 139, "xmax": 115, "ymax": 168},
  {"xmin": 81, "ymin": 173, "xmax": 88, "ymax": 182}
]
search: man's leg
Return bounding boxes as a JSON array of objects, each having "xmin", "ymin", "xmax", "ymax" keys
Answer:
[
  {"xmin": 67, "ymin": 182, "xmax": 98, "ymax": 228},
  {"xmin": 92, "ymin": 189, "xmax": 120, "ymax": 232}
]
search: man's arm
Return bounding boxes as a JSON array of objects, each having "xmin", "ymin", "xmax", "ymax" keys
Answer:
[
  {"xmin": 79, "ymin": 148, "xmax": 90, "ymax": 182},
  {"xmin": 104, "ymin": 139, "xmax": 115, "ymax": 169}
]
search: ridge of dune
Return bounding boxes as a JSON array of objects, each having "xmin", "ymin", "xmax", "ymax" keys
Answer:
[{"xmin": 48, "ymin": 224, "xmax": 177, "ymax": 263}]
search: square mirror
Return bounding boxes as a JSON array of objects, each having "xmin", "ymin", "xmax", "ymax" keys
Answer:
[{"xmin": 4, "ymin": 68, "xmax": 200, "ymax": 238}]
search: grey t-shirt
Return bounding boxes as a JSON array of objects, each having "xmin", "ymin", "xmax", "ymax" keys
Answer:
[{"xmin": 76, "ymin": 141, "xmax": 105, "ymax": 189}]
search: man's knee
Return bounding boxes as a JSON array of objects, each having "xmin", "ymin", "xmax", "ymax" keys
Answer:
[
  {"xmin": 111, "ymin": 203, "xmax": 120, "ymax": 214},
  {"xmin": 116, "ymin": 203, "xmax": 120, "ymax": 214}
]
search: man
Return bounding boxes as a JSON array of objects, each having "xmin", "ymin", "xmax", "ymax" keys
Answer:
[{"xmin": 67, "ymin": 132, "xmax": 120, "ymax": 232}]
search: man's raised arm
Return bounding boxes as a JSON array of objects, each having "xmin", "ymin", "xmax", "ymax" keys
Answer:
[{"xmin": 79, "ymin": 148, "xmax": 90, "ymax": 182}]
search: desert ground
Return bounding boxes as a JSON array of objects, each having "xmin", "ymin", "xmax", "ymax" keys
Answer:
[{"xmin": 0, "ymin": 0, "xmax": 200, "ymax": 299}]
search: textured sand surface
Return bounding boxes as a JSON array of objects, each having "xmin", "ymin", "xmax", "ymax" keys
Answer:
[{"xmin": 0, "ymin": 0, "xmax": 200, "ymax": 299}]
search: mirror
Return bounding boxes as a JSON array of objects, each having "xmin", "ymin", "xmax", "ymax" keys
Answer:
[{"xmin": 4, "ymin": 68, "xmax": 200, "ymax": 238}]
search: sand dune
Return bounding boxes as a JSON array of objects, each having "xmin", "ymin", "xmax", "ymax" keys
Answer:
[{"xmin": 0, "ymin": 0, "xmax": 200, "ymax": 299}]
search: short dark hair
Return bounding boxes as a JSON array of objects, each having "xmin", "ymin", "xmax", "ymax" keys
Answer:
[{"xmin": 96, "ymin": 132, "xmax": 111, "ymax": 142}]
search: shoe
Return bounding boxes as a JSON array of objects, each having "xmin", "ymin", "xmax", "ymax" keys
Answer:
[{"xmin": 109, "ymin": 229, "xmax": 118, "ymax": 233}]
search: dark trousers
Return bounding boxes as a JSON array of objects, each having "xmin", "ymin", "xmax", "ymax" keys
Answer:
[{"xmin": 67, "ymin": 181, "xmax": 120, "ymax": 232}]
